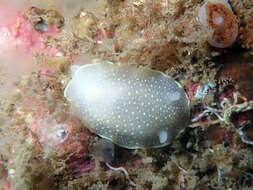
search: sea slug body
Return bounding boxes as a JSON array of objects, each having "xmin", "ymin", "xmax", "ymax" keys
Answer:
[
  {"xmin": 198, "ymin": 0, "xmax": 238, "ymax": 48},
  {"xmin": 64, "ymin": 60, "xmax": 190, "ymax": 149}
]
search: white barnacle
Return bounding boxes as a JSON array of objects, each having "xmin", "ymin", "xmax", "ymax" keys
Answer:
[{"xmin": 198, "ymin": 0, "xmax": 238, "ymax": 48}]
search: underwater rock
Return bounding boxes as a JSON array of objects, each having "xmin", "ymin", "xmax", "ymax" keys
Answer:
[
  {"xmin": 64, "ymin": 60, "xmax": 190, "ymax": 149},
  {"xmin": 198, "ymin": 0, "xmax": 238, "ymax": 48},
  {"xmin": 217, "ymin": 55, "xmax": 253, "ymax": 100}
]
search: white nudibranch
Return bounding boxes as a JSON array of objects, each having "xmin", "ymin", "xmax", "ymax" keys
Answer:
[{"xmin": 64, "ymin": 60, "xmax": 190, "ymax": 149}]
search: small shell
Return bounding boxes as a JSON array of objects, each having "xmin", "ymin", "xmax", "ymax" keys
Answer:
[
  {"xmin": 64, "ymin": 60, "xmax": 190, "ymax": 149},
  {"xmin": 198, "ymin": 0, "xmax": 238, "ymax": 48}
]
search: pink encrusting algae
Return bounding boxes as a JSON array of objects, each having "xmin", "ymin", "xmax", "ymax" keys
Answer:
[
  {"xmin": 187, "ymin": 83, "xmax": 199, "ymax": 101},
  {"xmin": 0, "ymin": 8, "xmax": 61, "ymax": 57}
]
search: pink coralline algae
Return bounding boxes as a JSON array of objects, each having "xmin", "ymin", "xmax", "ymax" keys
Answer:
[
  {"xmin": 0, "ymin": 9, "xmax": 61, "ymax": 56},
  {"xmin": 187, "ymin": 83, "xmax": 200, "ymax": 101},
  {"xmin": 26, "ymin": 116, "xmax": 95, "ymax": 176},
  {"xmin": 67, "ymin": 155, "xmax": 95, "ymax": 178}
]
